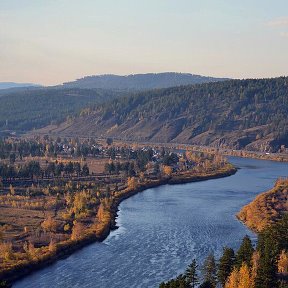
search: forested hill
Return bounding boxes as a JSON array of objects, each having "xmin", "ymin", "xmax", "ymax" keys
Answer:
[
  {"xmin": 62, "ymin": 72, "xmax": 228, "ymax": 90},
  {"xmin": 0, "ymin": 87, "xmax": 122, "ymax": 132},
  {"xmin": 48, "ymin": 77, "xmax": 288, "ymax": 152}
]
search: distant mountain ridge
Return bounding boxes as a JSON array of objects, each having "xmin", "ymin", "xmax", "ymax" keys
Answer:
[
  {"xmin": 62, "ymin": 72, "xmax": 228, "ymax": 90},
  {"xmin": 0, "ymin": 82, "xmax": 41, "ymax": 90},
  {"xmin": 0, "ymin": 72, "xmax": 227, "ymax": 133},
  {"xmin": 45, "ymin": 77, "xmax": 288, "ymax": 152}
]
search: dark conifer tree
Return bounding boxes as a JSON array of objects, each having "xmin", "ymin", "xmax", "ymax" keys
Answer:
[
  {"xmin": 255, "ymin": 233, "xmax": 278, "ymax": 288},
  {"xmin": 236, "ymin": 235, "xmax": 254, "ymax": 268},
  {"xmin": 217, "ymin": 247, "xmax": 235, "ymax": 286},
  {"xmin": 202, "ymin": 253, "xmax": 217, "ymax": 287},
  {"xmin": 185, "ymin": 259, "xmax": 199, "ymax": 288}
]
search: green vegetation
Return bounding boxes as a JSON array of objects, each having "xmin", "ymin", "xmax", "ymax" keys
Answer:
[
  {"xmin": 56, "ymin": 77, "xmax": 288, "ymax": 152},
  {"xmin": 218, "ymin": 247, "xmax": 235, "ymax": 286},
  {"xmin": 0, "ymin": 88, "xmax": 121, "ymax": 131}
]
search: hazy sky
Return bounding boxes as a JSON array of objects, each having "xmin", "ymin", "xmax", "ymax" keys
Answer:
[{"xmin": 1, "ymin": 0, "xmax": 288, "ymax": 85}]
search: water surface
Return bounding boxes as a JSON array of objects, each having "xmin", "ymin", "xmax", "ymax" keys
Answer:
[{"xmin": 14, "ymin": 157, "xmax": 287, "ymax": 288}]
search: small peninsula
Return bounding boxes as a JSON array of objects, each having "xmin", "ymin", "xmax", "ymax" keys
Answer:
[{"xmin": 237, "ymin": 178, "xmax": 288, "ymax": 232}]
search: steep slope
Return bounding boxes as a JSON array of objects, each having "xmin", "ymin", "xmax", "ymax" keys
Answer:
[
  {"xmin": 46, "ymin": 77, "xmax": 288, "ymax": 152},
  {"xmin": 0, "ymin": 87, "xmax": 122, "ymax": 131},
  {"xmin": 62, "ymin": 72, "xmax": 228, "ymax": 90}
]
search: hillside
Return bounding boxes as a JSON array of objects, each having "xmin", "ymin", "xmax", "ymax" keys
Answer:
[
  {"xmin": 237, "ymin": 178, "xmax": 288, "ymax": 232},
  {"xmin": 0, "ymin": 87, "xmax": 121, "ymax": 132},
  {"xmin": 62, "ymin": 72, "xmax": 228, "ymax": 90},
  {"xmin": 43, "ymin": 77, "xmax": 288, "ymax": 152}
]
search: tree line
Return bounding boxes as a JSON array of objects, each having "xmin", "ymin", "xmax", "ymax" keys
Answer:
[
  {"xmin": 0, "ymin": 161, "xmax": 89, "ymax": 180},
  {"xmin": 160, "ymin": 214, "xmax": 288, "ymax": 288}
]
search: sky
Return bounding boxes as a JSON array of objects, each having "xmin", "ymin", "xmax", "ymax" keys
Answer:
[{"xmin": 0, "ymin": 0, "xmax": 288, "ymax": 85}]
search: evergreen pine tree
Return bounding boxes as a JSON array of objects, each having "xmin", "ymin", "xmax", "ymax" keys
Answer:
[
  {"xmin": 255, "ymin": 234, "xmax": 278, "ymax": 288},
  {"xmin": 202, "ymin": 253, "xmax": 217, "ymax": 287},
  {"xmin": 199, "ymin": 281, "xmax": 214, "ymax": 288},
  {"xmin": 236, "ymin": 235, "xmax": 254, "ymax": 268},
  {"xmin": 218, "ymin": 247, "xmax": 235, "ymax": 286},
  {"xmin": 185, "ymin": 259, "xmax": 199, "ymax": 288}
]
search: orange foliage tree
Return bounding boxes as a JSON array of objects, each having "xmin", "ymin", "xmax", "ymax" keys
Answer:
[
  {"xmin": 278, "ymin": 250, "xmax": 288, "ymax": 274},
  {"xmin": 162, "ymin": 165, "xmax": 172, "ymax": 176}
]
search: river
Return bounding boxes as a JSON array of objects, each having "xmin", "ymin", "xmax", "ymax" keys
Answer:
[{"xmin": 14, "ymin": 157, "xmax": 288, "ymax": 288}]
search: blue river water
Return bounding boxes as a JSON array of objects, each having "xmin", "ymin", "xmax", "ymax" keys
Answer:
[{"xmin": 14, "ymin": 157, "xmax": 287, "ymax": 288}]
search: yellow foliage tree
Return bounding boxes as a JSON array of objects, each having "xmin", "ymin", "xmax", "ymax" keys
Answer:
[
  {"xmin": 48, "ymin": 238, "xmax": 56, "ymax": 252},
  {"xmin": 71, "ymin": 221, "xmax": 85, "ymax": 241},
  {"xmin": 162, "ymin": 165, "xmax": 172, "ymax": 176},
  {"xmin": 0, "ymin": 242, "xmax": 13, "ymax": 261},
  {"xmin": 64, "ymin": 223, "xmax": 71, "ymax": 232},
  {"xmin": 225, "ymin": 268, "xmax": 239, "ymax": 288},
  {"xmin": 225, "ymin": 264, "xmax": 254, "ymax": 288},
  {"xmin": 238, "ymin": 263, "xmax": 254, "ymax": 288},
  {"xmin": 72, "ymin": 191, "xmax": 89, "ymax": 218},
  {"xmin": 251, "ymin": 251, "xmax": 260, "ymax": 284},
  {"xmin": 41, "ymin": 216, "xmax": 58, "ymax": 234},
  {"xmin": 278, "ymin": 250, "xmax": 288, "ymax": 274},
  {"xmin": 127, "ymin": 177, "xmax": 137, "ymax": 190},
  {"xmin": 185, "ymin": 151, "xmax": 198, "ymax": 162}
]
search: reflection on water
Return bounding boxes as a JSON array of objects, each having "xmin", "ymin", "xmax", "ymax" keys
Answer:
[{"xmin": 14, "ymin": 157, "xmax": 287, "ymax": 288}]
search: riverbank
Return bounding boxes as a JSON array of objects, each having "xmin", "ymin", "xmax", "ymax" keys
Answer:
[
  {"xmin": 0, "ymin": 165, "xmax": 237, "ymax": 286},
  {"xmin": 237, "ymin": 178, "xmax": 288, "ymax": 232}
]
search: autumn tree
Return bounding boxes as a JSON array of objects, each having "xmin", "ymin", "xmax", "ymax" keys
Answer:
[
  {"xmin": 0, "ymin": 242, "xmax": 13, "ymax": 261},
  {"xmin": 238, "ymin": 263, "xmax": 254, "ymax": 288},
  {"xmin": 278, "ymin": 250, "xmax": 288, "ymax": 274},
  {"xmin": 225, "ymin": 263, "xmax": 254, "ymax": 288},
  {"xmin": 48, "ymin": 238, "xmax": 56, "ymax": 252},
  {"xmin": 127, "ymin": 177, "xmax": 137, "ymax": 190},
  {"xmin": 162, "ymin": 165, "xmax": 172, "ymax": 176},
  {"xmin": 224, "ymin": 268, "xmax": 238, "ymax": 288},
  {"xmin": 41, "ymin": 216, "xmax": 58, "ymax": 234},
  {"xmin": 64, "ymin": 223, "xmax": 71, "ymax": 233},
  {"xmin": 251, "ymin": 251, "xmax": 260, "ymax": 284},
  {"xmin": 72, "ymin": 190, "xmax": 91, "ymax": 218},
  {"xmin": 71, "ymin": 221, "xmax": 85, "ymax": 241}
]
